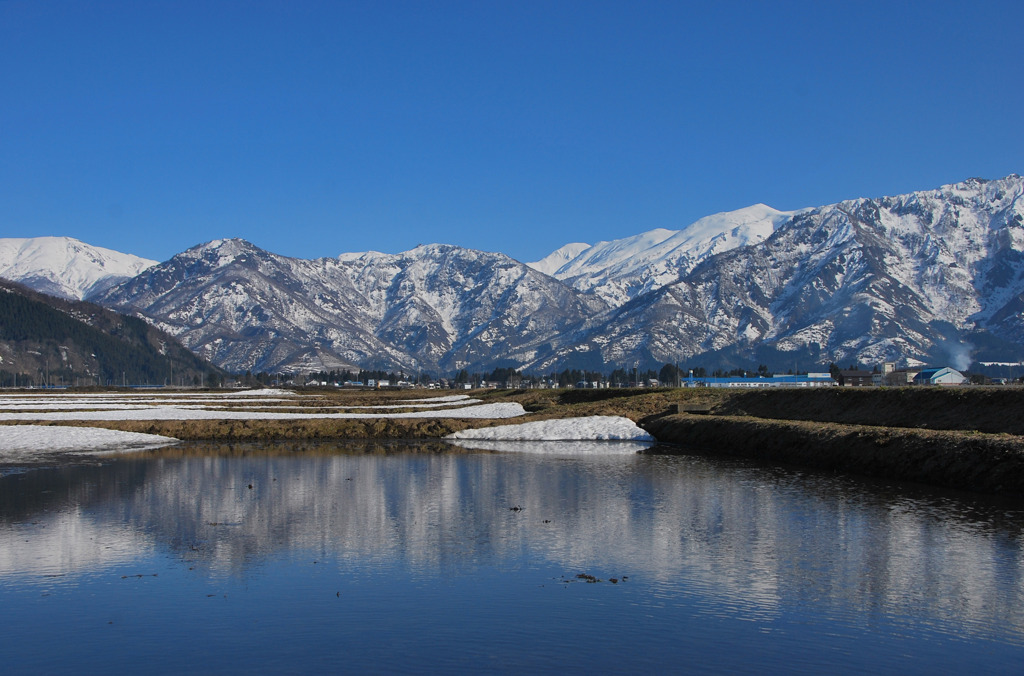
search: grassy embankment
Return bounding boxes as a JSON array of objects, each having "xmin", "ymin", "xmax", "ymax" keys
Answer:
[{"xmin": 639, "ymin": 386, "xmax": 1024, "ymax": 495}]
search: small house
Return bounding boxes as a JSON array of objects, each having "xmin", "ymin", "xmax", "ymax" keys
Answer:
[{"xmin": 837, "ymin": 370, "xmax": 874, "ymax": 387}]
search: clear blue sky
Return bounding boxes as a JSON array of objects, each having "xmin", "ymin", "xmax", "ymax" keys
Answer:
[{"xmin": 2, "ymin": 0, "xmax": 1022, "ymax": 263}]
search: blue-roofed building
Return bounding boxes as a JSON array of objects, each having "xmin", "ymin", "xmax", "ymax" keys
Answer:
[{"xmin": 912, "ymin": 367, "xmax": 967, "ymax": 386}]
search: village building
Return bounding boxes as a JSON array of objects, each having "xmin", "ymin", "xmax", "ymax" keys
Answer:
[
  {"xmin": 912, "ymin": 367, "xmax": 967, "ymax": 386},
  {"xmin": 836, "ymin": 370, "xmax": 874, "ymax": 387},
  {"xmin": 876, "ymin": 362, "xmax": 918, "ymax": 386}
]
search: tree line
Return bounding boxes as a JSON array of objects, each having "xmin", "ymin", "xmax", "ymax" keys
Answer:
[{"xmin": 280, "ymin": 363, "xmax": 797, "ymax": 389}]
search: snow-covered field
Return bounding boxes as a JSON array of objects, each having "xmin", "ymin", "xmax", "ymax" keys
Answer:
[
  {"xmin": 0, "ymin": 390, "xmax": 526, "ymax": 464},
  {"xmin": 0, "ymin": 391, "xmax": 525, "ymax": 422},
  {"xmin": 0, "ymin": 390, "xmax": 655, "ymax": 463}
]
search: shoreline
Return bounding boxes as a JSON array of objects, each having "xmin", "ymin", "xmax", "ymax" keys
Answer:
[
  {"xmin": 641, "ymin": 413, "xmax": 1024, "ymax": 495},
  {"xmin": 3, "ymin": 386, "xmax": 1024, "ymax": 495}
]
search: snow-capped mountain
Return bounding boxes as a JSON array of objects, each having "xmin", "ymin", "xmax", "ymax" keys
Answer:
[
  {"xmin": 532, "ymin": 175, "xmax": 1024, "ymax": 371},
  {"xmin": 528, "ymin": 204, "xmax": 801, "ymax": 306},
  {"xmin": 7, "ymin": 175, "xmax": 1024, "ymax": 374},
  {"xmin": 528, "ymin": 242, "xmax": 590, "ymax": 277},
  {"xmin": 94, "ymin": 239, "xmax": 607, "ymax": 373},
  {"xmin": 0, "ymin": 237, "xmax": 157, "ymax": 300}
]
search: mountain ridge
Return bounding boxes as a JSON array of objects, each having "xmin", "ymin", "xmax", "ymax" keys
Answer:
[
  {"xmin": 527, "ymin": 203, "xmax": 803, "ymax": 306},
  {"xmin": 3, "ymin": 174, "xmax": 1023, "ymax": 374},
  {"xmin": 93, "ymin": 239, "xmax": 607, "ymax": 374},
  {"xmin": 541, "ymin": 174, "xmax": 1024, "ymax": 372},
  {"xmin": 0, "ymin": 236, "xmax": 157, "ymax": 301}
]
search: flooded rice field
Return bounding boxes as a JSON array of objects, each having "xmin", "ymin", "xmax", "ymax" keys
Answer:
[{"xmin": 2, "ymin": 440, "xmax": 1023, "ymax": 674}]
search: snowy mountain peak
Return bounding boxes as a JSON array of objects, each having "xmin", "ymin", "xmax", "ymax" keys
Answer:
[
  {"xmin": 175, "ymin": 238, "xmax": 284, "ymax": 271},
  {"xmin": 336, "ymin": 243, "xmax": 466, "ymax": 265},
  {"xmin": 188, "ymin": 237, "xmax": 261, "ymax": 257},
  {"xmin": 400, "ymin": 243, "xmax": 464, "ymax": 259},
  {"xmin": 0, "ymin": 236, "xmax": 157, "ymax": 300},
  {"xmin": 337, "ymin": 250, "xmax": 383, "ymax": 263},
  {"xmin": 528, "ymin": 242, "xmax": 590, "ymax": 277},
  {"xmin": 680, "ymin": 203, "xmax": 797, "ymax": 240},
  {"xmin": 532, "ymin": 203, "xmax": 803, "ymax": 305},
  {"xmin": 941, "ymin": 174, "xmax": 1023, "ymax": 207}
]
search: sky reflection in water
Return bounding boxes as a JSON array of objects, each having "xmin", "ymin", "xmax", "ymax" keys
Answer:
[{"xmin": 1, "ymin": 440, "xmax": 1023, "ymax": 674}]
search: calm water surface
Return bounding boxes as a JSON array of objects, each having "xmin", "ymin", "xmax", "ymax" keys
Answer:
[{"xmin": 1, "ymin": 440, "xmax": 1023, "ymax": 674}]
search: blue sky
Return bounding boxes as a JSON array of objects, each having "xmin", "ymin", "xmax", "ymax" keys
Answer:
[{"xmin": 2, "ymin": 0, "xmax": 1022, "ymax": 264}]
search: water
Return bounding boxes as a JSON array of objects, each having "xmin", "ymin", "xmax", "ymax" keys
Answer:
[{"xmin": 1, "ymin": 440, "xmax": 1023, "ymax": 674}]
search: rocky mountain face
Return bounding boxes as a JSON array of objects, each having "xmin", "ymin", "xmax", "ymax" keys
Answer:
[
  {"xmin": 0, "ymin": 237, "xmax": 156, "ymax": 301},
  {"xmin": 5, "ymin": 175, "xmax": 1023, "ymax": 374},
  {"xmin": 94, "ymin": 240, "xmax": 607, "ymax": 374},
  {"xmin": 540, "ymin": 175, "xmax": 1024, "ymax": 371}
]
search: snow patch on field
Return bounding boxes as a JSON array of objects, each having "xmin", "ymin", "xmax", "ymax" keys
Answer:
[
  {"xmin": 0, "ymin": 425, "xmax": 179, "ymax": 460},
  {"xmin": 0, "ymin": 400, "xmax": 526, "ymax": 421},
  {"xmin": 398, "ymin": 395, "xmax": 471, "ymax": 403},
  {"xmin": 447, "ymin": 415, "xmax": 653, "ymax": 441},
  {"xmin": 445, "ymin": 439, "xmax": 653, "ymax": 455}
]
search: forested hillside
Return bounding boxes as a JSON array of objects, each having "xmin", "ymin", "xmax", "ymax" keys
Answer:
[{"xmin": 0, "ymin": 280, "xmax": 219, "ymax": 387}]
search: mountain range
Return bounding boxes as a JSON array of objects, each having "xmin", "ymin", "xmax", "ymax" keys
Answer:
[{"xmin": 2, "ymin": 174, "xmax": 1022, "ymax": 375}]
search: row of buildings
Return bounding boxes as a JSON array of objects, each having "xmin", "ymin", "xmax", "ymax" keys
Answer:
[
  {"xmin": 834, "ymin": 365, "xmax": 968, "ymax": 387},
  {"xmin": 296, "ymin": 365, "xmax": 970, "ymax": 391},
  {"xmin": 674, "ymin": 365, "xmax": 969, "ymax": 389}
]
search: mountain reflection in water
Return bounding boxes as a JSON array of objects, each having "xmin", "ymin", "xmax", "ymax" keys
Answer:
[{"xmin": 1, "ymin": 439, "xmax": 1023, "ymax": 673}]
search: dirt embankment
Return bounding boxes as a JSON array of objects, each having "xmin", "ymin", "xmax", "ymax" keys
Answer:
[
  {"xmin": 633, "ymin": 387, "xmax": 1024, "ymax": 495},
  {"xmin": 705, "ymin": 387, "xmax": 1024, "ymax": 435},
  {"xmin": 643, "ymin": 414, "xmax": 1024, "ymax": 494}
]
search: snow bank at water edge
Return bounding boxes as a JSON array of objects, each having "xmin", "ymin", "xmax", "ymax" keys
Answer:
[
  {"xmin": 446, "ymin": 415, "xmax": 654, "ymax": 441},
  {"xmin": 0, "ymin": 425, "xmax": 179, "ymax": 461},
  {"xmin": 445, "ymin": 439, "xmax": 653, "ymax": 455},
  {"xmin": 445, "ymin": 416, "xmax": 655, "ymax": 455}
]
